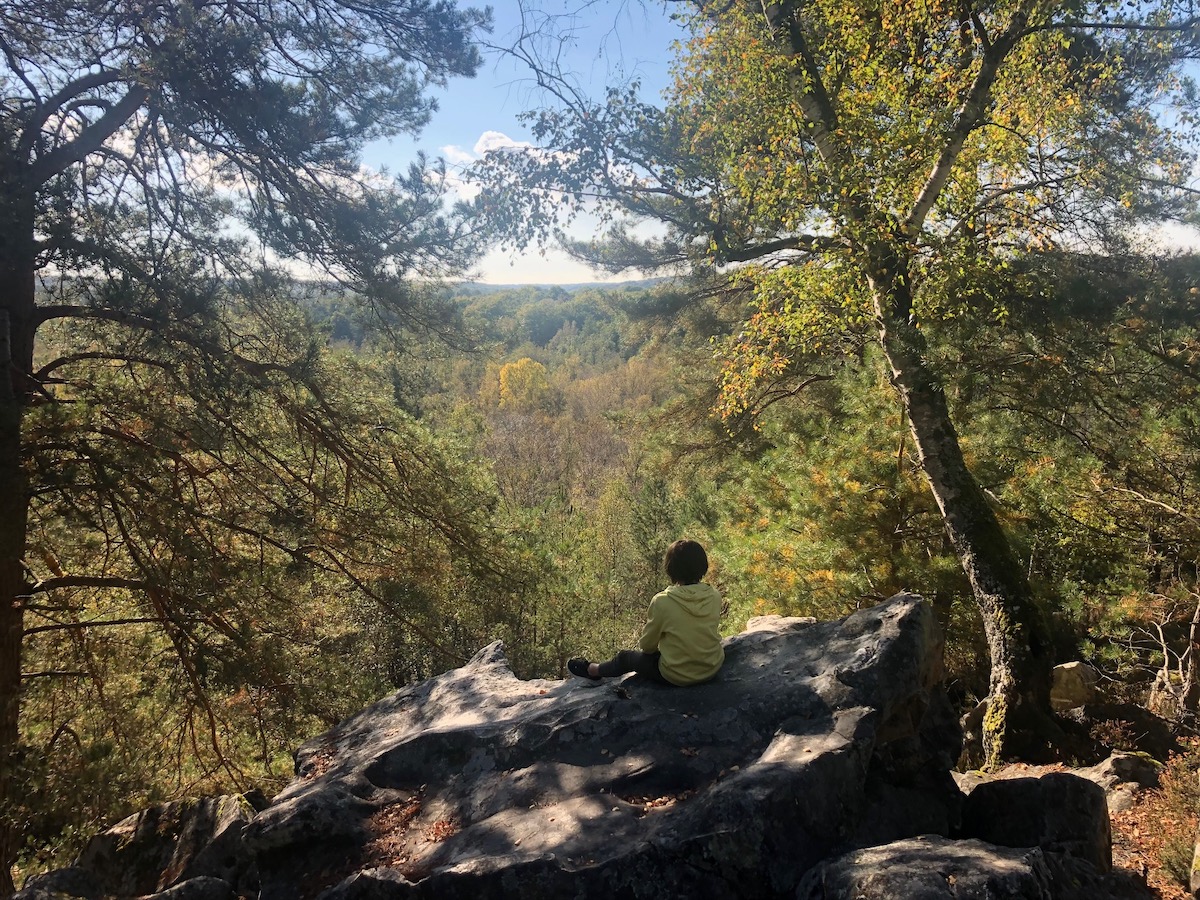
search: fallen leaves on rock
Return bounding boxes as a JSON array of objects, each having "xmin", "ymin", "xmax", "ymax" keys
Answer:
[
  {"xmin": 619, "ymin": 790, "xmax": 697, "ymax": 817},
  {"xmin": 301, "ymin": 747, "xmax": 336, "ymax": 779},
  {"xmin": 363, "ymin": 797, "xmax": 423, "ymax": 870},
  {"xmin": 424, "ymin": 818, "xmax": 459, "ymax": 843}
]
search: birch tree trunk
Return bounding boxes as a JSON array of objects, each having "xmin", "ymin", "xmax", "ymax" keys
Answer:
[{"xmin": 869, "ymin": 248, "xmax": 1056, "ymax": 768}]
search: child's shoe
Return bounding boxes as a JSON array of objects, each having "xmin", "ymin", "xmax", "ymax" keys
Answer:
[{"xmin": 568, "ymin": 658, "xmax": 601, "ymax": 681}]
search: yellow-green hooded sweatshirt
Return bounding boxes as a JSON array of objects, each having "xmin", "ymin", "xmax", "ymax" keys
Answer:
[{"xmin": 639, "ymin": 582, "xmax": 724, "ymax": 686}]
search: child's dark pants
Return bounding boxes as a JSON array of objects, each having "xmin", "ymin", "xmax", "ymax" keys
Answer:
[{"xmin": 595, "ymin": 649, "xmax": 672, "ymax": 684}]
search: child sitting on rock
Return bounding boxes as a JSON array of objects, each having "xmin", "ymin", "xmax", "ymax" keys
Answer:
[{"xmin": 568, "ymin": 539, "xmax": 724, "ymax": 685}]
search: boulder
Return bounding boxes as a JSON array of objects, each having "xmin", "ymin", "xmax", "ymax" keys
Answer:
[
  {"xmin": 954, "ymin": 752, "xmax": 1161, "ymax": 815},
  {"xmin": 243, "ymin": 593, "xmax": 961, "ymax": 899},
  {"xmin": 1077, "ymin": 751, "xmax": 1161, "ymax": 790},
  {"xmin": 16, "ymin": 866, "xmax": 102, "ymax": 899},
  {"xmin": 956, "ymin": 699, "xmax": 989, "ymax": 769},
  {"xmin": 1060, "ymin": 702, "xmax": 1179, "ymax": 761},
  {"xmin": 1077, "ymin": 752, "xmax": 1162, "ymax": 813},
  {"xmin": 950, "ymin": 770, "xmax": 987, "ymax": 795},
  {"xmin": 17, "ymin": 794, "xmax": 258, "ymax": 900},
  {"xmin": 1051, "ymin": 662, "xmax": 1099, "ymax": 712},
  {"xmin": 958, "ymin": 773, "xmax": 1111, "ymax": 872},
  {"xmin": 796, "ymin": 835, "xmax": 1057, "ymax": 899},
  {"xmin": 78, "ymin": 794, "xmax": 255, "ymax": 895},
  {"xmin": 22, "ymin": 593, "xmax": 1148, "ymax": 900},
  {"xmin": 798, "ymin": 835, "xmax": 1154, "ymax": 900},
  {"xmin": 141, "ymin": 877, "xmax": 237, "ymax": 900}
]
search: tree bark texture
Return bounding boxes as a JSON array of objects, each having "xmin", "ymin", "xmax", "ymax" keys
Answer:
[
  {"xmin": 868, "ymin": 249, "xmax": 1055, "ymax": 769},
  {"xmin": 0, "ymin": 173, "xmax": 37, "ymax": 897},
  {"xmin": 1183, "ymin": 595, "xmax": 1200, "ymax": 717},
  {"xmin": 0, "ymin": 400, "xmax": 25, "ymax": 900}
]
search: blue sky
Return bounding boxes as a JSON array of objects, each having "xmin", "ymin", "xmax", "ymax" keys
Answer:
[
  {"xmin": 358, "ymin": 4, "xmax": 1200, "ymax": 283},
  {"xmin": 362, "ymin": 1, "xmax": 688, "ymax": 284}
]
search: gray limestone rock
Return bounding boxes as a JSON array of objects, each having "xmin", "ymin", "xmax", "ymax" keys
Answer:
[
  {"xmin": 1078, "ymin": 752, "xmax": 1162, "ymax": 813},
  {"xmin": 14, "ymin": 795, "xmax": 258, "ymax": 900},
  {"xmin": 958, "ymin": 773, "xmax": 1111, "ymax": 872},
  {"xmin": 73, "ymin": 794, "xmax": 255, "ymax": 897},
  {"xmin": 15, "ymin": 866, "xmax": 102, "ymax": 899},
  {"xmin": 955, "ymin": 752, "xmax": 1161, "ymax": 815},
  {"xmin": 142, "ymin": 876, "xmax": 237, "ymax": 900},
  {"xmin": 1051, "ymin": 662, "xmax": 1099, "ymax": 712},
  {"xmin": 796, "ymin": 835, "xmax": 1056, "ymax": 899},
  {"xmin": 797, "ymin": 834, "xmax": 1155, "ymax": 900},
  {"xmin": 244, "ymin": 593, "xmax": 960, "ymax": 899},
  {"xmin": 1077, "ymin": 751, "xmax": 1162, "ymax": 790},
  {"xmin": 25, "ymin": 593, "xmax": 1142, "ymax": 900}
]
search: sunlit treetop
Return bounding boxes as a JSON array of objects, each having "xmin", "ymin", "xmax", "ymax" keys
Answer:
[
  {"xmin": 479, "ymin": 0, "xmax": 1197, "ymax": 266},
  {"xmin": 670, "ymin": 0, "xmax": 1197, "ymax": 253},
  {"xmin": 472, "ymin": 0, "xmax": 1200, "ymax": 423}
]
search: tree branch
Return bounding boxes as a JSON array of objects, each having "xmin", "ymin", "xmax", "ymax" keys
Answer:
[
  {"xmin": 28, "ymin": 84, "xmax": 150, "ymax": 184},
  {"xmin": 21, "ymin": 671, "xmax": 88, "ymax": 680},
  {"xmin": 19, "ymin": 70, "xmax": 127, "ymax": 159},
  {"xmin": 27, "ymin": 575, "xmax": 151, "ymax": 595},
  {"xmin": 35, "ymin": 351, "xmax": 176, "ymax": 381},
  {"xmin": 25, "ymin": 617, "xmax": 165, "ymax": 636},
  {"xmin": 1022, "ymin": 16, "xmax": 1200, "ymax": 37},
  {"xmin": 1106, "ymin": 486, "xmax": 1200, "ymax": 528},
  {"xmin": 33, "ymin": 304, "xmax": 302, "ymax": 381},
  {"xmin": 904, "ymin": 3, "xmax": 1035, "ymax": 235},
  {"xmin": 717, "ymin": 233, "xmax": 838, "ymax": 263}
]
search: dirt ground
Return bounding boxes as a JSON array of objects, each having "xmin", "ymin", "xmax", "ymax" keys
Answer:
[{"xmin": 1111, "ymin": 788, "xmax": 1194, "ymax": 900}]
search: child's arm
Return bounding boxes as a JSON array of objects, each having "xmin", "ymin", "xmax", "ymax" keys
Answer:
[{"xmin": 638, "ymin": 597, "xmax": 665, "ymax": 653}]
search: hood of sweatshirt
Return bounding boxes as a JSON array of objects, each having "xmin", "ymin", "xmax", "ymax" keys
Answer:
[{"xmin": 661, "ymin": 582, "xmax": 721, "ymax": 614}]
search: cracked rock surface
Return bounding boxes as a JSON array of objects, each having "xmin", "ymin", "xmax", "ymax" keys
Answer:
[
  {"xmin": 242, "ymin": 593, "xmax": 960, "ymax": 899},
  {"xmin": 20, "ymin": 594, "xmax": 995, "ymax": 900}
]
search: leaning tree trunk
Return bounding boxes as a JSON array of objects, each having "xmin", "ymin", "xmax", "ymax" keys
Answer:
[
  {"xmin": 0, "ymin": 384, "xmax": 25, "ymax": 900},
  {"xmin": 0, "ymin": 181, "xmax": 37, "ymax": 898},
  {"xmin": 1180, "ymin": 593, "xmax": 1200, "ymax": 719},
  {"xmin": 869, "ymin": 250, "xmax": 1056, "ymax": 769}
]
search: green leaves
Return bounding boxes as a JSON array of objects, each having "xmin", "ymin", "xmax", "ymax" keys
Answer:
[
  {"xmin": 20, "ymin": 278, "xmax": 515, "ymax": 857},
  {"xmin": 713, "ymin": 262, "xmax": 869, "ymax": 419}
]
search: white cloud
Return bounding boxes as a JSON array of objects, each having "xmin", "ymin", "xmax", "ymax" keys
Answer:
[
  {"xmin": 441, "ymin": 169, "xmax": 481, "ymax": 202},
  {"xmin": 441, "ymin": 144, "xmax": 475, "ymax": 166},
  {"xmin": 473, "ymin": 131, "xmax": 533, "ymax": 156},
  {"xmin": 432, "ymin": 131, "xmax": 540, "ymax": 205}
]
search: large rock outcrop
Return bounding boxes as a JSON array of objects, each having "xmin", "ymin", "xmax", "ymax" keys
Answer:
[
  {"xmin": 243, "ymin": 593, "xmax": 959, "ymax": 899},
  {"xmin": 19, "ymin": 593, "xmax": 1147, "ymax": 899}
]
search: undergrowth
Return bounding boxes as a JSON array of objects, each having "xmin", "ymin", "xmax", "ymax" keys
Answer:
[{"xmin": 1156, "ymin": 739, "xmax": 1200, "ymax": 890}]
